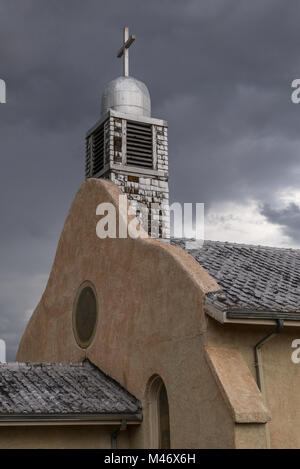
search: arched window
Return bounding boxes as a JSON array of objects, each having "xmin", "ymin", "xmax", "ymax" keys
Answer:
[{"xmin": 147, "ymin": 375, "xmax": 171, "ymax": 449}]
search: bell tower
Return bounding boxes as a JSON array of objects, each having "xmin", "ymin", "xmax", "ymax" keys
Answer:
[{"xmin": 85, "ymin": 27, "xmax": 170, "ymax": 239}]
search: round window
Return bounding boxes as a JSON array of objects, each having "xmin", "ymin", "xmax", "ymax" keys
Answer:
[{"xmin": 73, "ymin": 283, "xmax": 98, "ymax": 348}]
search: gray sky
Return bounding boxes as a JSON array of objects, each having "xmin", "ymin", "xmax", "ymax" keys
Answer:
[{"xmin": 1, "ymin": 0, "xmax": 300, "ymax": 360}]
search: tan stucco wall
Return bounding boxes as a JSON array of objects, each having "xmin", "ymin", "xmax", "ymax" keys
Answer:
[
  {"xmin": 206, "ymin": 318, "xmax": 300, "ymax": 448},
  {"xmin": 234, "ymin": 423, "xmax": 269, "ymax": 449},
  {"xmin": 15, "ymin": 179, "xmax": 269, "ymax": 449},
  {"xmin": 205, "ymin": 346, "xmax": 270, "ymax": 424},
  {"xmin": 0, "ymin": 425, "xmax": 130, "ymax": 449}
]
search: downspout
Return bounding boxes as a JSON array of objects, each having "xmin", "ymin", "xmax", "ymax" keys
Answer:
[
  {"xmin": 254, "ymin": 319, "xmax": 284, "ymax": 391},
  {"xmin": 111, "ymin": 418, "xmax": 127, "ymax": 449}
]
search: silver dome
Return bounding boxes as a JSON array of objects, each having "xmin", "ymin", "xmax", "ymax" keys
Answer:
[{"xmin": 101, "ymin": 76, "xmax": 151, "ymax": 117}]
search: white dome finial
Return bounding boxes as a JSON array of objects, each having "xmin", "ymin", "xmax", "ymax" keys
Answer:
[
  {"xmin": 101, "ymin": 76, "xmax": 151, "ymax": 117},
  {"xmin": 101, "ymin": 27, "xmax": 151, "ymax": 117}
]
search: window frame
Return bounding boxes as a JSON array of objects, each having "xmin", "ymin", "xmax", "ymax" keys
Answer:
[{"xmin": 72, "ymin": 281, "xmax": 99, "ymax": 349}]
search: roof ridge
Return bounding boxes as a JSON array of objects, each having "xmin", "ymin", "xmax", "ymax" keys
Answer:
[
  {"xmin": 83, "ymin": 359, "xmax": 142, "ymax": 407},
  {"xmin": 171, "ymin": 238, "xmax": 300, "ymax": 252}
]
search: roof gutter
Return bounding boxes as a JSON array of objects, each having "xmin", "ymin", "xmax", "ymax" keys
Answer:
[
  {"xmin": 0, "ymin": 413, "xmax": 142, "ymax": 426},
  {"xmin": 227, "ymin": 310, "xmax": 300, "ymax": 321},
  {"xmin": 205, "ymin": 299, "xmax": 300, "ymax": 325}
]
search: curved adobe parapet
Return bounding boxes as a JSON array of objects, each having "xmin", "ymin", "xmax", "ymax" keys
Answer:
[
  {"xmin": 17, "ymin": 180, "xmax": 222, "ymax": 425},
  {"xmin": 17, "ymin": 178, "xmax": 220, "ymax": 364}
]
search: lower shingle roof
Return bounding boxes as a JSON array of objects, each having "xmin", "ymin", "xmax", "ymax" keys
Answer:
[
  {"xmin": 0, "ymin": 360, "xmax": 141, "ymax": 419},
  {"xmin": 172, "ymin": 239, "xmax": 300, "ymax": 316}
]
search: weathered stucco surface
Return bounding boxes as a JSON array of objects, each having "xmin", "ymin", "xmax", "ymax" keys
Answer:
[
  {"xmin": 15, "ymin": 179, "xmax": 272, "ymax": 449},
  {"xmin": 0, "ymin": 425, "xmax": 130, "ymax": 449},
  {"xmin": 206, "ymin": 318, "xmax": 300, "ymax": 448},
  {"xmin": 205, "ymin": 346, "xmax": 270, "ymax": 423}
]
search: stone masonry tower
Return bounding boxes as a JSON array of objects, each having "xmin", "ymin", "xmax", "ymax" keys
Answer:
[{"xmin": 85, "ymin": 27, "xmax": 170, "ymax": 239}]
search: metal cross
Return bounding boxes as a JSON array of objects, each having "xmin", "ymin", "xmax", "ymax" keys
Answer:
[{"xmin": 117, "ymin": 27, "xmax": 136, "ymax": 77}]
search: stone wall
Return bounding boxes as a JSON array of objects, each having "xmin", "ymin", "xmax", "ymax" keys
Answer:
[{"xmin": 106, "ymin": 116, "xmax": 170, "ymax": 238}]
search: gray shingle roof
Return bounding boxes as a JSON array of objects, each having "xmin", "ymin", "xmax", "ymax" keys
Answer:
[
  {"xmin": 0, "ymin": 360, "xmax": 141, "ymax": 419},
  {"xmin": 172, "ymin": 239, "xmax": 300, "ymax": 317}
]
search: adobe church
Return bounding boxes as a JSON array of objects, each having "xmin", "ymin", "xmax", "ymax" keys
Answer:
[{"xmin": 1, "ymin": 28, "xmax": 300, "ymax": 449}]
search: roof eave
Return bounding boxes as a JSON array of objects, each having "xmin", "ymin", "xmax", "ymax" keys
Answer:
[
  {"xmin": 0, "ymin": 412, "xmax": 143, "ymax": 426},
  {"xmin": 205, "ymin": 297, "xmax": 300, "ymax": 326}
]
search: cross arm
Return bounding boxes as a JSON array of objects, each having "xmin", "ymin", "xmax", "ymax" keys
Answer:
[{"xmin": 117, "ymin": 34, "xmax": 136, "ymax": 58}]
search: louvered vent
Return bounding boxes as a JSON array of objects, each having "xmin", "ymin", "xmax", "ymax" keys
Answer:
[
  {"xmin": 126, "ymin": 121, "xmax": 153, "ymax": 168},
  {"xmin": 91, "ymin": 122, "xmax": 105, "ymax": 175},
  {"xmin": 85, "ymin": 122, "xmax": 105, "ymax": 178},
  {"xmin": 85, "ymin": 137, "xmax": 92, "ymax": 179}
]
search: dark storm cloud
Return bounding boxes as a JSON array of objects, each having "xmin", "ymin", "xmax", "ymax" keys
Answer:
[
  {"xmin": 1, "ymin": 0, "xmax": 300, "ymax": 359},
  {"xmin": 260, "ymin": 203, "xmax": 300, "ymax": 242}
]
